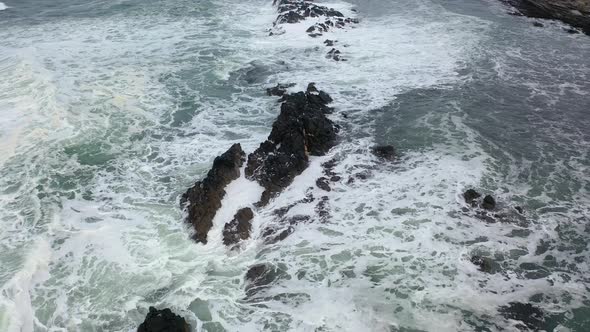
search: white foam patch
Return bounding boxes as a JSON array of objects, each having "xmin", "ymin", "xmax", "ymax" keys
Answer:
[{"xmin": 0, "ymin": 3, "xmax": 8, "ymax": 11}]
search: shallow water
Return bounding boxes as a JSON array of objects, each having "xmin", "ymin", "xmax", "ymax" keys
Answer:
[{"xmin": 0, "ymin": 0, "xmax": 589, "ymax": 331}]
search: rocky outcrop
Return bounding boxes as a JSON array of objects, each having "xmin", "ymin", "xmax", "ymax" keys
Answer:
[
  {"xmin": 222, "ymin": 207, "xmax": 254, "ymax": 246},
  {"xmin": 137, "ymin": 307, "xmax": 190, "ymax": 332},
  {"xmin": 181, "ymin": 144, "xmax": 245, "ymax": 244},
  {"xmin": 270, "ymin": 0, "xmax": 359, "ymax": 37},
  {"xmin": 503, "ymin": 0, "xmax": 590, "ymax": 35},
  {"xmin": 246, "ymin": 83, "xmax": 337, "ymax": 205}
]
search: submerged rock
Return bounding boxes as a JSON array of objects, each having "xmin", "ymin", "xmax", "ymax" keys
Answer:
[
  {"xmin": 371, "ymin": 145, "xmax": 396, "ymax": 161},
  {"xmin": 246, "ymin": 83, "xmax": 337, "ymax": 205},
  {"xmin": 222, "ymin": 207, "xmax": 254, "ymax": 246},
  {"xmin": 181, "ymin": 144, "xmax": 245, "ymax": 244},
  {"xmin": 470, "ymin": 255, "xmax": 494, "ymax": 273},
  {"xmin": 499, "ymin": 302, "xmax": 546, "ymax": 330},
  {"xmin": 244, "ymin": 263, "xmax": 290, "ymax": 297},
  {"xmin": 137, "ymin": 307, "xmax": 190, "ymax": 332}
]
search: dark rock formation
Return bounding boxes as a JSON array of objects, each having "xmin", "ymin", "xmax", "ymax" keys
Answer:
[
  {"xmin": 181, "ymin": 144, "xmax": 245, "ymax": 244},
  {"xmin": 502, "ymin": 0, "xmax": 590, "ymax": 35},
  {"xmin": 371, "ymin": 145, "xmax": 396, "ymax": 161},
  {"xmin": 482, "ymin": 195, "xmax": 496, "ymax": 210},
  {"xmin": 246, "ymin": 83, "xmax": 337, "ymax": 205},
  {"xmin": 463, "ymin": 189, "xmax": 481, "ymax": 206},
  {"xmin": 267, "ymin": 83, "xmax": 295, "ymax": 97},
  {"xmin": 137, "ymin": 307, "xmax": 190, "ymax": 332},
  {"xmin": 222, "ymin": 207, "xmax": 254, "ymax": 246}
]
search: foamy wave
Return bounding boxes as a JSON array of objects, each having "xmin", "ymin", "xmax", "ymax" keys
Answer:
[{"xmin": 0, "ymin": 3, "xmax": 8, "ymax": 11}]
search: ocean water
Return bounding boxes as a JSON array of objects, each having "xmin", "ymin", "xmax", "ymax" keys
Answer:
[{"xmin": 0, "ymin": 0, "xmax": 589, "ymax": 331}]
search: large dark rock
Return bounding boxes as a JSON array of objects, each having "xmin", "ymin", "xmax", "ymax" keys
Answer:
[
  {"xmin": 246, "ymin": 84, "xmax": 337, "ymax": 205},
  {"xmin": 482, "ymin": 195, "xmax": 496, "ymax": 210},
  {"xmin": 502, "ymin": 0, "xmax": 590, "ymax": 35},
  {"xmin": 137, "ymin": 307, "xmax": 190, "ymax": 332},
  {"xmin": 222, "ymin": 207, "xmax": 254, "ymax": 246},
  {"xmin": 181, "ymin": 144, "xmax": 245, "ymax": 244}
]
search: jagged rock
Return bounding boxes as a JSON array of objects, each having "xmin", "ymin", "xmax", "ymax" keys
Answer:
[
  {"xmin": 463, "ymin": 189, "xmax": 481, "ymax": 205},
  {"xmin": 267, "ymin": 83, "xmax": 295, "ymax": 97},
  {"xmin": 482, "ymin": 195, "xmax": 496, "ymax": 210},
  {"xmin": 137, "ymin": 307, "xmax": 190, "ymax": 332},
  {"xmin": 181, "ymin": 144, "xmax": 245, "ymax": 244},
  {"xmin": 246, "ymin": 84, "xmax": 337, "ymax": 205},
  {"xmin": 222, "ymin": 207, "xmax": 254, "ymax": 246},
  {"xmin": 371, "ymin": 145, "xmax": 396, "ymax": 161}
]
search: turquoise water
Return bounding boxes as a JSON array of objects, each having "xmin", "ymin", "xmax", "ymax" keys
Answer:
[{"xmin": 0, "ymin": 0, "xmax": 589, "ymax": 331}]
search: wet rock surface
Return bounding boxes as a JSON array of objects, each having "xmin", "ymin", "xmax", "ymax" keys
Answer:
[
  {"xmin": 222, "ymin": 207, "xmax": 254, "ymax": 246},
  {"xmin": 137, "ymin": 307, "xmax": 190, "ymax": 332},
  {"xmin": 181, "ymin": 144, "xmax": 245, "ymax": 244},
  {"xmin": 502, "ymin": 0, "xmax": 590, "ymax": 35},
  {"xmin": 246, "ymin": 83, "xmax": 337, "ymax": 205}
]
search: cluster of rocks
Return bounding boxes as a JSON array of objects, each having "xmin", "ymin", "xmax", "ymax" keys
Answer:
[
  {"xmin": 181, "ymin": 83, "xmax": 337, "ymax": 247},
  {"xmin": 502, "ymin": 0, "xmax": 590, "ymax": 35},
  {"xmin": 270, "ymin": 0, "xmax": 359, "ymax": 61}
]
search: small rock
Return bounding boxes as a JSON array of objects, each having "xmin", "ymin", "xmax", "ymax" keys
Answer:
[
  {"xmin": 515, "ymin": 206, "xmax": 524, "ymax": 214},
  {"xmin": 533, "ymin": 21, "xmax": 544, "ymax": 27},
  {"xmin": 463, "ymin": 189, "xmax": 481, "ymax": 205},
  {"xmin": 316, "ymin": 177, "xmax": 331, "ymax": 191},
  {"xmin": 137, "ymin": 307, "xmax": 190, "ymax": 332},
  {"xmin": 324, "ymin": 39, "xmax": 336, "ymax": 46},
  {"xmin": 482, "ymin": 195, "xmax": 496, "ymax": 210}
]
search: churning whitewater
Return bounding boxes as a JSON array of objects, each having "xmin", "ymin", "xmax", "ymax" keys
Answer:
[{"xmin": 0, "ymin": 0, "xmax": 589, "ymax": 331}]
